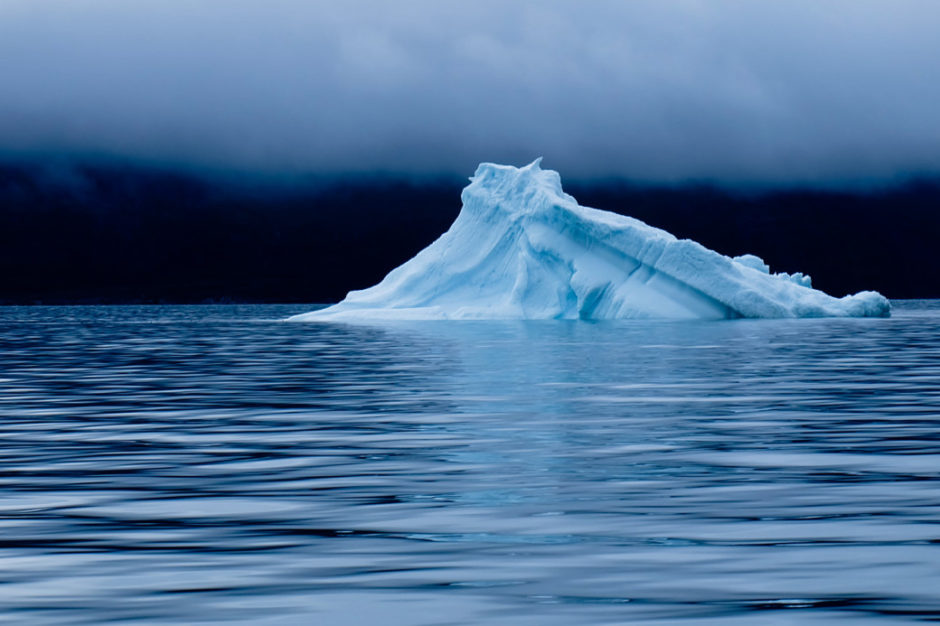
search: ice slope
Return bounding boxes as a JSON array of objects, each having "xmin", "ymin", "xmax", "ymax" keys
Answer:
[{"xmin": 290, "ymin": 160, "xmax": 890, "ymax": 321}]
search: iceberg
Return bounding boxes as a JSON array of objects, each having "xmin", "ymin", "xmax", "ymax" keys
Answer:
[{"xmin": 290, "ymin": 160, "xmax": 889, "ymax": 321}]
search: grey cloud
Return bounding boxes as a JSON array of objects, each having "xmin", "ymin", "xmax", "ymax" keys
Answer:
[{"xmin": 2, "ymin": 0, "xmax": 940, "ymax": 185}]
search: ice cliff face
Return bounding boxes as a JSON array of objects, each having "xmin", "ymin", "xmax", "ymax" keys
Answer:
[{"xmin": 290, "ymin": 160, "xmax": 890, "ymax": 321}]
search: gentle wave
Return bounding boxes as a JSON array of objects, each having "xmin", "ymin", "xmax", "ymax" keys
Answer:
[{"xmin": 0, "ymin": 302, "xmax": 938, "ymax": 624}]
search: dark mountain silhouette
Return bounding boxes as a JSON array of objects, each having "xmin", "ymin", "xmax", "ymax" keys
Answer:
[{"xmin": 1, "ymin": 160, "xmax": 937, "ymax": 304}]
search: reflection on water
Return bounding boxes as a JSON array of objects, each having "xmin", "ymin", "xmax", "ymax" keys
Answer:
[{"xmin": 1, "ymin": 302, "xmax": 939, "ymax": 624}]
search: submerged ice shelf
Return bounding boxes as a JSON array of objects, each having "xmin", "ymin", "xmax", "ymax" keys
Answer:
[{"xmin": 290, "ymin": 160, "xmax": 889, "ymax": 321}]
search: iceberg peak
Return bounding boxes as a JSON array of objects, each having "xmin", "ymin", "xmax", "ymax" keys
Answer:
[
  {"xmin": 290, "ymin": 162, "xmax": 890, "ymax": 321},
  {"xmin": 465, "ymin": 158, "xmax": 574, "ymax": 219}
]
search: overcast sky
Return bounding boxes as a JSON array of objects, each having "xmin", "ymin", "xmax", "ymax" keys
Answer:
[{"xmin": 2, "ymin": 0, "xmax": 939, "ymax": 185}]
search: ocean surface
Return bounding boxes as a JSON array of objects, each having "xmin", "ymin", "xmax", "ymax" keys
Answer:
[{"xmin": 1, "ymin": 301, "xmax": 939, "ymax": 625}]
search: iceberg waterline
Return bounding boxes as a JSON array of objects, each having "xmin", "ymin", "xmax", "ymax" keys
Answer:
[{"xmin": 290, "ymin": 160, "xmax": 890, "ymax": 321}]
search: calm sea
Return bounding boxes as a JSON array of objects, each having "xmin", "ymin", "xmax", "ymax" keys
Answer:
[{"xmin": 1, "ymin": 302, "xmax": 939, "ymax": 625}]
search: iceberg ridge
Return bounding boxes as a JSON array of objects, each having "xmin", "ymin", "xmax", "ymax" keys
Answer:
[{"xmin": 290, "ymin": 160, "xmax": 890, "ymax": 321}]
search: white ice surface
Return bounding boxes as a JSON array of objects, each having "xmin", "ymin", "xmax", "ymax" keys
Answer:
[{"xmin": 290, "ymin": 160, "xmax": 890, "ymax": 321}]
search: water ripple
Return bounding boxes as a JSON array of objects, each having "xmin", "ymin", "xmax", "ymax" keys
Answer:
[{"xmin": 0, "ymin": 302, "xmax": 939, "ymax": 624}]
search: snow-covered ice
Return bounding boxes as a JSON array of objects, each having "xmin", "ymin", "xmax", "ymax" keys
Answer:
[{"xmin": 290, "ymin": 160, "xmax": 890, "ymax": 321}]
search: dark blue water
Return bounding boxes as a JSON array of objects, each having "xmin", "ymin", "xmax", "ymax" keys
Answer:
[{"xmin": 1, "ymin": 302, "xmax": 939, "ymax": 625}]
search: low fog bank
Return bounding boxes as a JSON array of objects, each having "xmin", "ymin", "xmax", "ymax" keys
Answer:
[
  {"xmin": 3, "ymin": 1, "xmax": 940, "ymax": 186},
  {"xmin": 1, "ymin": 159, "xmax": 938, "ymax": 304}
]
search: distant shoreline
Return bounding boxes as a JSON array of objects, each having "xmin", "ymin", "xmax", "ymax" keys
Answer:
[{"xmin": 4, "ymin": 160, "xmax": 940, "ymax": 303}]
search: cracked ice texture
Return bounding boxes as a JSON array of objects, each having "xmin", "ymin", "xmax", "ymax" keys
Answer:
[{"xmin": 291, "ymin": 160, "xmax": 890, "ymax": 321}]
